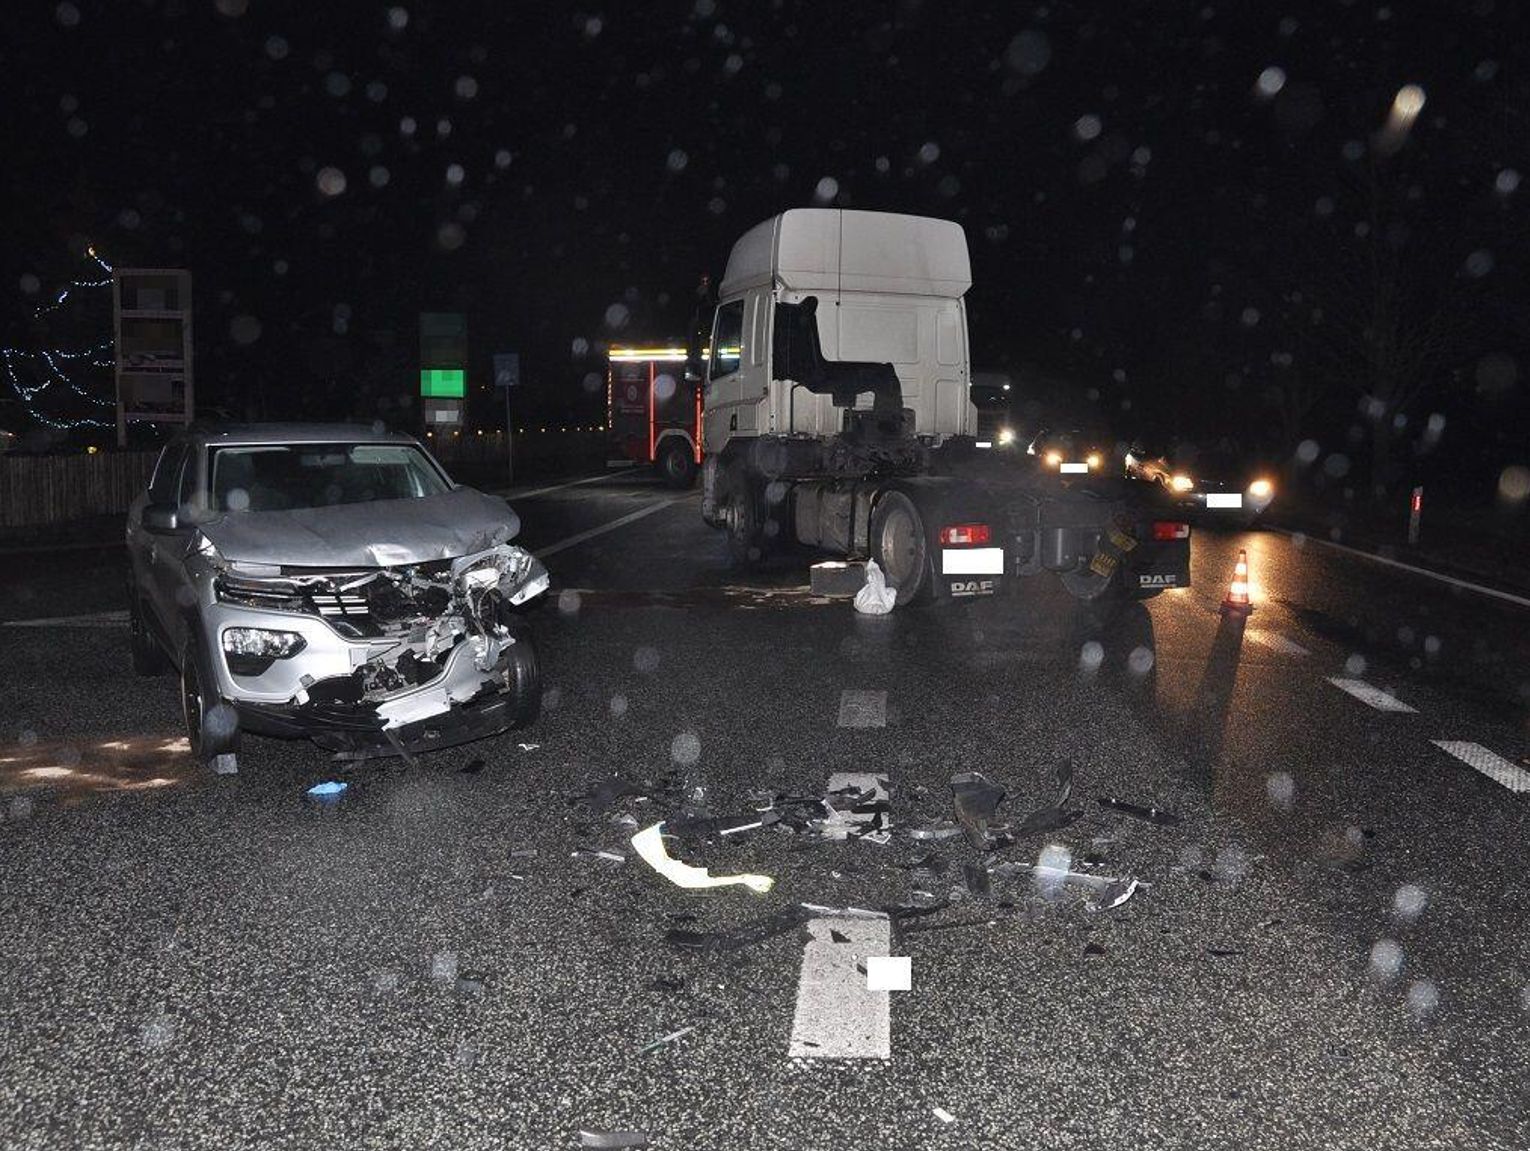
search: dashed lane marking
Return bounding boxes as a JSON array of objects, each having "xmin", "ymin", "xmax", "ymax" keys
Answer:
[
  {"xmin": 537, "ymin": 494, "xmax": 693, "ymax": 558},
  {"xmin": 788, "ymin": 916, "xmax": 892, "ymax": 1060},
  {"xmin": 837, "ymin": 690, "xmax": 887, "ymax": 728},
  {"xmin": 2, "ymin": 610, "xmax": 129, "ymax": 628},
  {"xmin": 1431, "ymin": 741, "xmax": 1530, "ymax": 793},
  {"xmin": 1326, "ymin": 677, "xmax": 1418, "ymax": 713},
  {"xmin": 1247, "ymin": 630, "xmax": 1310, "ymax": 657}
]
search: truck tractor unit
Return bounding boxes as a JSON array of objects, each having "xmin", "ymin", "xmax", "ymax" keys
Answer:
[{"xmin": 696, "ymin": 209, "xmax": 1192, "ymax": 606}]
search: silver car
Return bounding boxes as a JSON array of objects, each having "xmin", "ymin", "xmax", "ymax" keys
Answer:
[{"xmin": 126, "ymin": 424, "xmax": 548, "ymax": 770}]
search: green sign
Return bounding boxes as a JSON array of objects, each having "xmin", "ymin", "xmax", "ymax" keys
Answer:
[{"xmin": 420, "ymin": 368, "xmax": 465, "ymax": 398}]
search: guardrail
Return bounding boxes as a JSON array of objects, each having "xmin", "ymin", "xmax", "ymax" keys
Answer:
[{"xmin": 0, "ymin": 451, "xmax": 157, "ymax": 529}]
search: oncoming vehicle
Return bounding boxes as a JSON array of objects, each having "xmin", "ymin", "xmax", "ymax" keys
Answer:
[
  {"xmin": 1027, "ymin": 426, "xmax": 1117, "ymax": 475},
  {"xmin": 125, "ymin": 424, "xmax": 549, "ymax": 769},
  {"xmin": 1125, "ymin": 440, "xmax": 1277, "ymax": 524}
]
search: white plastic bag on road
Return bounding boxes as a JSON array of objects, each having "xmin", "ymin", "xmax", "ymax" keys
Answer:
[{"xmin": 853, "ymin": 558, "xmax": 897, "ymax": 615}]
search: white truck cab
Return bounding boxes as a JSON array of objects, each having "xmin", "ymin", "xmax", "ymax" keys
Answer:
[{"xmin": 702, "ymin": 209, "xmax": 976, "ymax": 454}]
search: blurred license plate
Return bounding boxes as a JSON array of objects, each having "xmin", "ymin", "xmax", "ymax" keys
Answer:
[
  {"xmin": 1060, "ymin": 462, "xmax": 1089, "ymax": 474},
  {"xmin": 1205, "ymin": 493, "xmax": 1243, "ymax": 509},
  {"xmin": 942, "ymin": 547, "xmax": 1005, "ymax": 575}
]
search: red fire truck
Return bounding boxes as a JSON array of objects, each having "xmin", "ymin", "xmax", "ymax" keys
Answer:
[{"xmin": 606, "ymin": 345, "xmax": 703, "ymax": 487}]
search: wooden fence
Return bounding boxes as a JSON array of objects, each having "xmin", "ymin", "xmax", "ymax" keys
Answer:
[{"xmin": 0, "ymin": 451, "xmax": 158, "ymax": 529}]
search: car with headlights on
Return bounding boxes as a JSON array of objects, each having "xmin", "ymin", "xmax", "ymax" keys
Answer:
[
  {"xmin": 1124, "ymin": 440, "xmax": 1276, "ymax": 524},
  {"xmin": 1025, "ymin": 426, "xmax": 1120, "ymax": 475},
  {"xmin": 125, "ymin": 424, "xmax": 549, "ymax": 770}
]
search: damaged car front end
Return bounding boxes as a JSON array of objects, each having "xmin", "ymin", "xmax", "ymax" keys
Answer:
[
  {"xmin": 200, "ymin": 541, "xmax": 548, "ymax": 760},
  {"xmin": 127, "ymin": 427, "xmax": 550, "ymax": 768}
]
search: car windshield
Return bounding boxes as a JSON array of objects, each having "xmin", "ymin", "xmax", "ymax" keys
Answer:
[{"xmin": 209, "ymin": 443, "xmax": 448, "ymax": 512}]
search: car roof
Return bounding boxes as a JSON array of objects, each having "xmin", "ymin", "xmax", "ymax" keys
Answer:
[{"xmin": 183, "ymin": 422, "xmax": 422, "ymax": 447}]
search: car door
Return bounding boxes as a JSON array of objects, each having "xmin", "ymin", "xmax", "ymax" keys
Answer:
[{"xmin": 146, "ymin": 442, "xmax": 197, "ymax": 656}]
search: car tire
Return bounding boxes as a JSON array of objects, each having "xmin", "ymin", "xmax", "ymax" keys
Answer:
[
  {"xmin": 869, "ymin": 491, "xmax": 933, "ymax": 605},
  {"xmin": 180, "ymin": 638, "xmax": 240, "ymax": 764},
  {"xmin": 501, "ymin": 626, "xmax": 542, "ymax": 729},
  {"xmin": 129, "ymin": 594, "xmax": 169, "ymax": 676},
  {"xmin": 658, "ymin": 439, "xmax": 698, "ymax": 489}
]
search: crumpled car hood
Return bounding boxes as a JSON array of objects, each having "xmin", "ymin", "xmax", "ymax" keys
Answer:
[{"xmin": 195, "ymin": 487, "xmax": 522, "ymax": 568}]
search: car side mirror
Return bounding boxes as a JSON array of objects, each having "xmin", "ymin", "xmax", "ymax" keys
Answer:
[{"xmin": 142, "ymin": 503, "xmax": 180, "ymax": 532}]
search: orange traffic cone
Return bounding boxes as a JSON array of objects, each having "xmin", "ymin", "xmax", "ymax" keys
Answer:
[{"xmin": 1220, "ymin": 549, "xmax": 1254, "ymax": 616}]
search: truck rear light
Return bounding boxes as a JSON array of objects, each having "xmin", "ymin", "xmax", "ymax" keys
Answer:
[
  {"xmin": 939, "ymin": 524, "xmax": 991, "ymax": 546},
  {"xmin": 1152, "ymin": 521, "xmax": 1190, "ymax": 540}
]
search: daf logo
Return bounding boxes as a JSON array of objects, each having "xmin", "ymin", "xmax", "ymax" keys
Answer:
[
  {"xmin": 950, "ymin": 579, "xmax": 996, "ymax": 597},
  {"xmin": 1138, "ymin": 574, "xmax": 1178, "ymax": 587}
]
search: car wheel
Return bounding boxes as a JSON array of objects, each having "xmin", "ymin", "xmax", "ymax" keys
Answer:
[
  {"xmin": 501, "ymin": 626, "xmax": 542, "ymax": 729},
  {"xmin": 870, "ymin": 491, "xmax": 932, "ymax": 605},
  {"xmin": 658, "ymin": 439, "xmax": 697, "ymax": 489},
  {"xmin": 180, "ymin": 639, "xmax": 239, "ymax": 764},
  {"xmin": 129, "ymin": 594, "xmax": 169, "ymax": 676}
]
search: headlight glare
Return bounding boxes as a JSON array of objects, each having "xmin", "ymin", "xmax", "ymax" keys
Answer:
[{"xmin": 1171, "ymin": 474, "xmax": 1195, "ymax": 492}]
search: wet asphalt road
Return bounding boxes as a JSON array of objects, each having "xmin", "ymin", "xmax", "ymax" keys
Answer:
[{"xmin": 1, "ymin": 470, "xmax": 1528, "ymax": 1150}]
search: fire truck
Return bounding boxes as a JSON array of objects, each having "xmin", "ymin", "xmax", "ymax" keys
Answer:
[{"xmin": 606, "ymin": 345, "xmax": 704, "ymax": 487}]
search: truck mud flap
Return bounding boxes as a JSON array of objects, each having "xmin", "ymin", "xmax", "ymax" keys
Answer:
[
  {"xmin": 944, "ymin": 575, "xmax": 1001, "ymax": 599},
  {"xmin": 1125, "ymin": 540, "xmax": 1192, "ymax": 590}
]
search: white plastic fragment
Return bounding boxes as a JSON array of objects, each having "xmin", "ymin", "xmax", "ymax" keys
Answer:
[
  {"xmin": 629, "ymin": 823, "xmax": 774, "ymax": 893},
  {"xmin": 932, "ymin": 1107, "xmax": 956, "ymax": 1124},
  {"xmin": 865, "ymin": 956, "xmax": 911, "ymax": 991},
  {"xmin": 210, "ymin": 753, "xmax": 238, "ymax": 775},
  {"xmin": 853, "ymin": 558, "xmax": 897, "ymax": 614}
]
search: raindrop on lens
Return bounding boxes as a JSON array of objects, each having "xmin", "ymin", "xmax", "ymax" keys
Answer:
[{"xmin": 671, "ymin": 732, "xmax": 701, "ymax": 767}]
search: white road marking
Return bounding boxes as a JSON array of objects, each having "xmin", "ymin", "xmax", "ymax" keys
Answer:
[
  {"xmin": 498, "ymin": 467, "xmax": 634, "ymax": 502},
  {"xmin": 1267, "ymin": 529, "xmax": 1530, "ymax": 611},
  {"xmin": 537, "ymin": 495, "xmax": 692, "ymax": 558},
  {"xmin": 1326, "ymin": 677, "xmax": 1418, "ymax": 713},
  {"xmin": 2, "ymin": 610, "xmax": 129, "ymax": 628},
  {"xmin": 1432, "ymin": 741, "xmax": 1530, "ymax": 793},
  {"xmin": 837, "ymin": 689, "xmax": 887, "ymax": 728},
  {"xmin": 1247, "ymin": 630, "xmax": 1310, "ymax": 657},
  {"xmin": 788, "ymin": 916, "xmax": 892, "ymax": 1060}
]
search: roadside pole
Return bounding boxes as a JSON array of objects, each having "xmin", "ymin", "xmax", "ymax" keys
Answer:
[{"xmin": 495, "ymin": 353, "xmax": 519, "ymax": 487}]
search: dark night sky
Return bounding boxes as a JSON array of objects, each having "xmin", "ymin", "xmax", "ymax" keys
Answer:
[{"xmin": 3, "ymin": 0, "xmax": 1527, "ymax": 499}]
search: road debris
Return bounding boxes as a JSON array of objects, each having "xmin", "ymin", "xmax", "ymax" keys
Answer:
[
  {"xmin": 579, "ymin": 1128, "xmax": 651, "ymax": 1148},
  {"xmin": 1084, "ymin": 940, "xmax": 1107, "ymax": 957},
  {"xmin": 853, "ymin": 558, "xmax": 897, "ymax": 614},
  {"xmin": 993, "ymin": 859, "xmax": 1144, "ymax": 911},
  {"xmin": 630, "ymin": 822, "xmax": 774, "ymax": 893},
  {"xmin": 865, "ymin": 955, "xmax": 912, "ymax": 990},
  {"xmin": 571, "ymin": 849, "xmax": 627, "ymax": 864},
  {"xmin": 517, "ymin": 742, "xmax": 541, "ymax": 752},
  {"xmin": 666, "ymin": 810, "xmax": 780, "ymax": 841},
  {"xmin": 909, "ymin": 822, "xmax": 963, "ymax": 840},
  {"xmin": 637, "ymin": 1024, "xmax": 698, "ymax": 1054},
  {"xmin": 932, "ymin": 1107, "xmax": 957, "ymax": 1124},
  {"xmin": 1097, "ymin": 796, "xmax": 1181, "ymax": 826},
  {"xmin": 306, "ymin": 780, "xmax": 348, "ymax": 800},
  {"xmin": 819, "ymin": 772, "xmax": 891, "ymax": 841},
  {"xmin": 951, "ymin": 771, "xmax": 1006, "ymax": 847},
  {"xmin": 664, "ymin": 906, "xmax": 814, "ymax": 953}
]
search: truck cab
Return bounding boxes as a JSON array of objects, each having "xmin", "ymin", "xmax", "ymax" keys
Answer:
[{"xmin": 702, "ymin": 208, "xmax": 975, "ymax": 456}]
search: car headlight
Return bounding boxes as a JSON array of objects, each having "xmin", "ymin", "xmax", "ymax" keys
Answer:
[
  {"xmin": 222, "ymin": 627, "xmax": 306, "ymax": 676},
  {"xmin": 1248, "ymin": 478, "xmax": 1274, "ymax": 499},
  {"xmin": 997, "ymin": 428, "xmax": 1016, "ymax": 446},
  {"xmin": 1086, "ymin": 453, "xmax": 1102, "ymax": 470},
  {"xmin": 1171, "ymin": 474, "xmax": 1194, "ymax": 492},
  {"xmin": 1044, "ymin": 451, "xmax": 1062, "ymax": 467}
]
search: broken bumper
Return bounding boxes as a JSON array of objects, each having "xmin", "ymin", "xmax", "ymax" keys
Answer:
[{"xmin": 235, "ymin": 685, "xmax": 521, "ymax": 758}]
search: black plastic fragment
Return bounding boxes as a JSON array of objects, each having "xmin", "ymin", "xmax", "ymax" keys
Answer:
[
  {"xmin": 662, "ymin": 906, "xmax": 814, "ymax": 954},
  {"xmin": 962, "ymin": 863, "xmax": 991, "ymax": 896},
  {"xmin": 1097, "ymin": 796, "xmax": 1182, "ymax": 826},
  {"xmin": 1083, "ymin": 940, "xmax": 1107, "ymax": 957}
]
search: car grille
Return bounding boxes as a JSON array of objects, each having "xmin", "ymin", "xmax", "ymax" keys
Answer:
[{"xmin": 310, "ymin": 592, "xmax": 371, "ymax": 620}]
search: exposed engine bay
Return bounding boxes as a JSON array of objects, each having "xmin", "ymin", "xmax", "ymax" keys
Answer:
[{"xmin": 208, "ymin": 543, "xmax": 549, "ymax": 747}]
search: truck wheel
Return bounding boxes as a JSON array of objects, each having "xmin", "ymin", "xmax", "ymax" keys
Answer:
[
  {"xmin": 129, "ymin": 594, "xmax": 169, "ymax": 676},
  {"xmin": 180, "ymin": 638, "xmax": 240, "ymax": 765},
  {"xmin": 657, "ymin": 439, "xmax": 697, "ymax": 489},
  {"xmin": 870, "ymin": 491, "xmax": 932, "ymax": 605},
  {"xmin": 501, "ymin": 626, "xmax": 542, "ymax": 729},
  {"xmin": 719, "ymin": 464, "xmax": 763, "ymax": 567}
]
